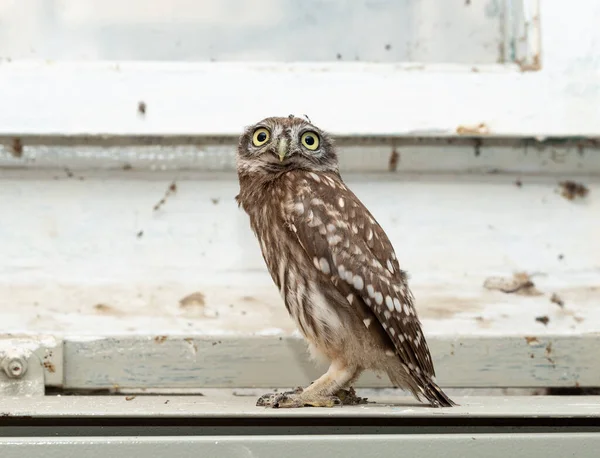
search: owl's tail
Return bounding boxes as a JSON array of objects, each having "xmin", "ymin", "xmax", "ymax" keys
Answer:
[
  {"xmin": 417, "ymin": 377, "xmax": 456, "ymax": 408},
  {"xmin": 387, "ymin": 368, "xmax": 456, "ymax": 408}
]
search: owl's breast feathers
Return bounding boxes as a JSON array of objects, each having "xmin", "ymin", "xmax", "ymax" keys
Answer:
[{"xmin": 275, "ymin": 170, "xmax": 437, "ymax": 378}]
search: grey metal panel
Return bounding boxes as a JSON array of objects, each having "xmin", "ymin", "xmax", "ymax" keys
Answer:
[
  {"xmin": 1, "ymin": 434, "xmax": 600, "ymax": 458},
  {"xmin": 2, "ymin": 139, "xmax": 600, "ymax": 174}
]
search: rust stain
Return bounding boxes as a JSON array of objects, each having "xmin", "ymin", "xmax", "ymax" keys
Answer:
[
  {"xmin": 153, "ymin": 181, "xmax": 178, "ymax": 211},
  {"xmin": 483, "ymin": 272, "xmax": 543, "ymax": 296},
  {"xmin": 388, "ymin": 149, "xmax": 400, "ymax": 172},
  {"xmin": 43, "ymin": 361, "xmax": 56, "ymax": 373},
  {"xmin": 179, "ymin": 292, "xmax": 206, "ymax": 309},
  {"xmin": 525, "ymin": 336, "xmax": 539, "ymax": 345},
  {"xmin": 154, "ymin": 336, "xmax": 168, "ymax": 344},
  {"xmin": 125, "ymin": 395, "xmax": 136, "ymax": 401},
  {"xmin": 137, "ymin": 101, "xmax": 146, "ymax": 116},
  {"xmin": 184, "ymin": 337, "xmax": 198, "ymax": 354},
  {"xmin": 545, "ymin": 342, "xmax": 556, "ymax": 367},
  {"xmin": 93, "ymin": 303, "xmax": 119, "ymax": 315},
  {"xmin": 535, "ymin": 315, "xmax": 550, "ymax": 326},
  {"xmin": 474, "ymin": 316, "xmax": 492, "ymax": 328},
  {"xmin": 517, "ymin": 54, "xmax": 541, "ymax": 72},
  {"xmin": 418, "ymin": 296, "xmax": 481, "ymax": 319},
  {"xmin": 550, "ymin": 293, "xmax": 564, "ymax": 308},
  {"xmin": 456, "ymin": 123, "xmax": 490, "ymax": 136},
  {"xmin": 211, "ymin": 198, "xmax": 220, "ymax": 205},
  {"xmin": 559, "ymin": 181, "xmax": 589, "ymax": 201},
  {"xmin": 11, "ymin": 138, "xmax": 23, "ymax": 158}
]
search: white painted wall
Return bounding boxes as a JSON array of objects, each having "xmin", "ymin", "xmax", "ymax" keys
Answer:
[
  {"xmin": 0, "ymin": 1, "xmax": 598, "ymax": 136},
  {"xmin": 0, "ymin": 0, "xmax": 599, "ymax": 392}
]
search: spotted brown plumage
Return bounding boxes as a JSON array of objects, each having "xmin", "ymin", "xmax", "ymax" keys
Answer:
[{"xmin": 236, "ymin": 115, "xmax": 455, "ymax": 408}]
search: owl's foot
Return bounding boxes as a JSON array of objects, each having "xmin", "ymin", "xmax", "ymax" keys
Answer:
[
  {"xmin": 256, "ymin": 387, "xmax": 342, "ymax": 408},
  {"xmin": 333, "ymin": 386, "xmax": 369, "ymax": 405}
]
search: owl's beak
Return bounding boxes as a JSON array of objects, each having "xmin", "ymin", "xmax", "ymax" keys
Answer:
[{"xmin": 277, "ymin": 138, "xmax": 288, "ymax": 162}]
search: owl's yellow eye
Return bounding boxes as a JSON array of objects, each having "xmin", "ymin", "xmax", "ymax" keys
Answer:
[
  {"xmin": 301, "ymin": 131, "xmax": 320, "ymax": 150},
  {"xmin": 252, "ymin": 128, "xmax": 271, "ymax": 146}
]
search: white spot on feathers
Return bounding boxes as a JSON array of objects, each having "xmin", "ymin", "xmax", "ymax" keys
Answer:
[
  {"xmin": 386, "ymin": 259, "xmax": 394, "ymax": 273},
  {"xmin": 353, "ymin": 275, "xmax": 364, "ymax": 290},
  {"xmin": 311, "ymin": 198, "xmax": 324, "ymax": 206},
  {"xmin": 363, "ymin": 318, "xmax": 371, "ymax": 328},
  {"xmin": 327, "ymin": 234, "xmax": 342, "ymax": 245},
  {"xmin": 367, "ymin": 228, "xmax": 373, "ymax": 240},
  {"xmin": 374, "ymin": 291, "xmax": 383, "ymax": 305},
  {"xmin": 414, "ymin": 332, "xmax": 422, "ymax": 347},
  {"xmin": 347, "ymin": 294, "xmax": 354, "ymax": 305},
  {"xmin": 308, "ymin": 172, "xmax": 321, "ymax": 182},
  {"xmin": 367, "ymin": 284, "xmax": 375, "ymax": 298},
  {"xmin": 313, "ymin": 257, "xmax": 320, "ymax": 269},
  {"xmin": 385, "ymin": 295, "xmax": 394, "ymax": 311},
  {"xmin": 278, "ymin": 259, "xmax": 286, "ymax": 295},
  {"xmin": 338, "ymin": 198, "xmax": 345, "ymax": 208},
  {"xmin": 404, "ymin": 303, "xmax": 411, "ymax": 315},
  {"xmin": 385, "ymin": 350, "xmax": 395, "ymax": 357},
  {"xmin": 327, "ymin": 223, "xmax": 336, "ymax": 232},
  {"xmin": 294, "ymin": 202, "xmax": 304, "ymax": 215},
  {"xmin": 319, "ymin": 257, "xmax": 331, "ymax": 274},
  {"xmin": 393, "ymin": 297, "xmax": 402, "ymax": 313},
  {"xmin": 384, "ymin": 310, "xmax": 391, "ymax": 319},
  {"xmin": 351, "ymin": 224, "xmax": 358, "ymax": 234},
  {"xmin": 389, "ymin": 327, "xmax": 396, "ymax": 336}
]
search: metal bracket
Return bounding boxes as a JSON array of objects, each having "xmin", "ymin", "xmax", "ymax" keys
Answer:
[{"xmin": 0, "ymin": 336, "xmax": 63, "ymax": 396}]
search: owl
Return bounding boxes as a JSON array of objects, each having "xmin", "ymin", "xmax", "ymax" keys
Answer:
[{"xmin": 235, "ymin": 115, "xmax": 455, "ymax": 408}]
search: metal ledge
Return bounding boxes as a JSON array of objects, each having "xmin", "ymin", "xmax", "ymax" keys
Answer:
[{"xmin": 1, "ymin": 392, "xmax": 599, "ymax": 420}]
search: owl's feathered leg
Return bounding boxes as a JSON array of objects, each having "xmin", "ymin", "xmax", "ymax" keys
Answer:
[{"xmin": 256, "ymin": 361, "xmax": 366, "ymax": 408}]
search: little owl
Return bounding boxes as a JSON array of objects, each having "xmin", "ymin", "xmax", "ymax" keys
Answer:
[{"xmin": 235, "ymin": 115, "xmax": 455, "ymax": 408}]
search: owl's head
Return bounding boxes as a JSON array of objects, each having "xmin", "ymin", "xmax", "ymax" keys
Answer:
[{"xmin": 236, "ymin": 115, "xmax": 339, "ymax": 177}]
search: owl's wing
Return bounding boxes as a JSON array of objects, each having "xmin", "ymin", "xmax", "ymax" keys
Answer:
[{"xmin": 283, "ymin": 171, "xmax": 435, "ymax": 377}]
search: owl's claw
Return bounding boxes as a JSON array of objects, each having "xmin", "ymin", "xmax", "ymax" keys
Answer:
[{"xmin": 256, "ymin": 387, "xmax": 342, "ymax": 408}]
